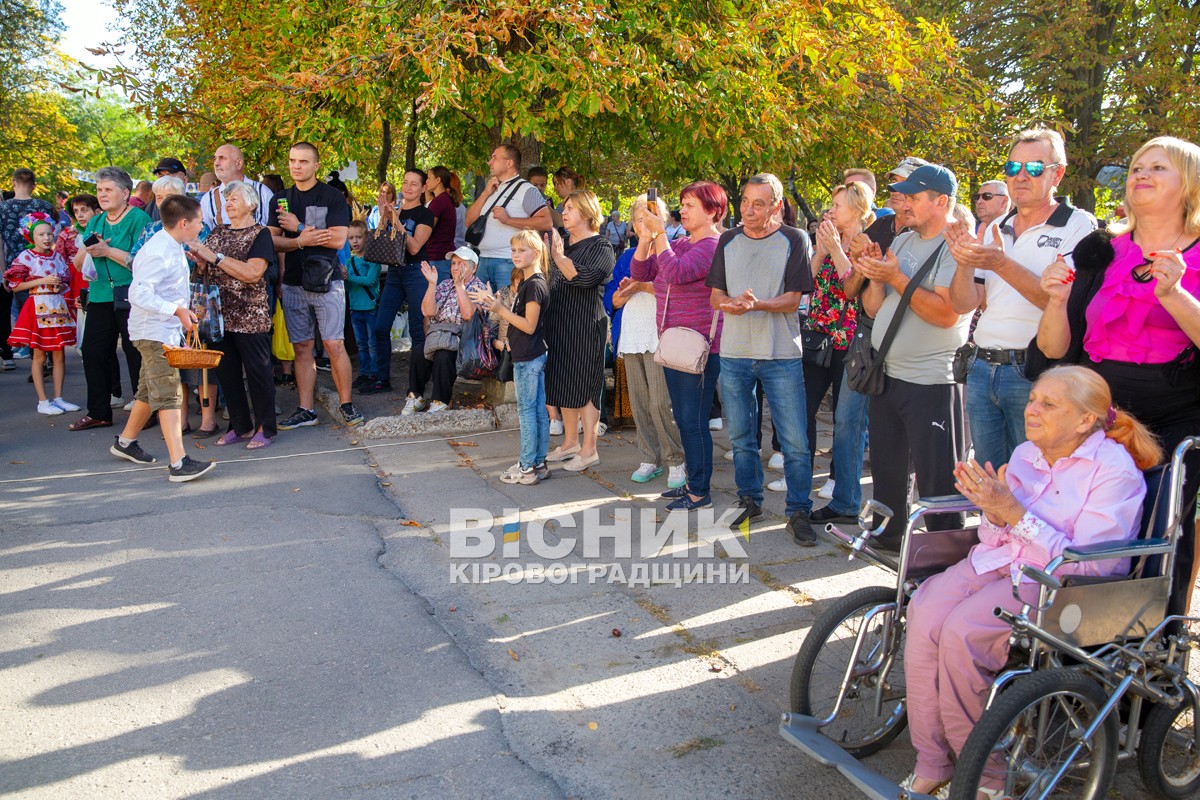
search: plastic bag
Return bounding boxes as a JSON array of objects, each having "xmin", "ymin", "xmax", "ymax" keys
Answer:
[
  {"xmin": 190, "ymin": 282, "xmax": 224, "ymax": 343},
  {"xmin": 390, "ymin": 310, "xmax": 411, "ymax": 353},
  {"xmin": 456, "ymin": 312, "xmax": 498, "ymax": 380},
  {"xmin": 272, "ymin": 303, "xmax": 294, "ymax": 361}
]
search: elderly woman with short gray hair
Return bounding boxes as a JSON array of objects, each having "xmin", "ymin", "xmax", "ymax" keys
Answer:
[
  {"xmin": 187, "ymin": 181, "xmax": 280, "ymax": 449},
  {"xmin": 69, "ymin": 166, "xmax": 152, "ymax": 431}
]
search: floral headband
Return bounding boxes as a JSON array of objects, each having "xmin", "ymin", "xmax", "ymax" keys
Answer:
[{"xmin": 20, "ymin": 212, "xmax": 54, "ymax": 246}]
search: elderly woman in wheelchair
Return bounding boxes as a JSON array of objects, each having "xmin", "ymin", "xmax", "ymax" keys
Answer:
[
  {"xmin": 904, "ymin": 366, "xmax": 1161, "ymax": 797},
  {"xmin": 783, "ymin": 364, "xmax": 1199, "ymax": 800}
]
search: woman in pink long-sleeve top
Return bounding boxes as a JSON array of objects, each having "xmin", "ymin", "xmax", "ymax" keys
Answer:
[
  {"xmin": 630, "ymin": 181, "xmax": 726, "ymax": 509},
  {"xmin": 899, "ymin": 365, "xmax": 1160, "ymax": 798}
]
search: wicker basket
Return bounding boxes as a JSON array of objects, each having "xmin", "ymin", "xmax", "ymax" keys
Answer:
[{"xmin": 162, "ymin": 328, "xmax": 223, "ymax": 370}]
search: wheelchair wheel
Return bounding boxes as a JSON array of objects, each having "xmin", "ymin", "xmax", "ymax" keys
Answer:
[
  {"xmin": 951, "ymin": 669, "xmax": 1118, "ymax": 800},
  {"xmin": 789, "ymin": 585, "xmax": 906, "ymax": 757},
  {"xmin": 1137, "ymin": 697, "xmax": 1200, "ymax": 798}
]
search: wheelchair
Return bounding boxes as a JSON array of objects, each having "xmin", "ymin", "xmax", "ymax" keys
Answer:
[{"xmin": 779, "ymin": 436, "xmax": 1200, "ymax": 800}]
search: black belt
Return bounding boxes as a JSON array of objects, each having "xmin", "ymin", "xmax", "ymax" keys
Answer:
[{"xmin": 977, "ymin": 347, "xmax": 1026, "ymax": 366}]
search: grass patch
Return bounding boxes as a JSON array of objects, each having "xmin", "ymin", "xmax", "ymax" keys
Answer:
[
  {"xmin": 749, "ymin": 566, "xmax": 814, "ymax": 606},
  {"xmin": 495, "ymin": 613, "xmax": 510, "ymax": 624},
  {"xmin": 634, "ymin": 596, "xmax": 672, "ymax": 624},
  {"xmin": 669, "ymin": 736, "xmax": 724, "ymax": 758}
]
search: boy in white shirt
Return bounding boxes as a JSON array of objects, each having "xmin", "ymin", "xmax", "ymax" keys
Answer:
[{"xmin": 110, "ymin": 194, "xmax": 216, "ymax": 482}]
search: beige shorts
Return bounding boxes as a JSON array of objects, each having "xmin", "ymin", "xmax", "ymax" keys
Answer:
[{"xmin": 134, "ymin": 339, "xmax": 184, "ymax": 411}]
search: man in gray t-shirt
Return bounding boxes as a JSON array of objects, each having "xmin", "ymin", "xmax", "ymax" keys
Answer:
[
  {"xmin": 706, "ymin": 173, "xmax": 817, "ymax": 544},
  {"xmin": 856, "ymin": 164, "xmax": 970, "ymax": 549}
]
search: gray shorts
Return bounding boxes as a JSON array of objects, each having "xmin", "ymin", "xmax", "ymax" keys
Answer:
[{"xmin": 281, "ymin": 281, "xmax": 346, "ymax": 344}]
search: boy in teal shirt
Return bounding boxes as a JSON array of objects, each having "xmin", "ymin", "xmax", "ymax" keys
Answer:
[{"xmin": 345, "ymin": 220, "xmax": 382, "ymax": 388}]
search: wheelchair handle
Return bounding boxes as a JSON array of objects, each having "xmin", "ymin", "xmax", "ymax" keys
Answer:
[{"xmin": 847, "ymin": 499, "xmax": 894, "ymax": 560}]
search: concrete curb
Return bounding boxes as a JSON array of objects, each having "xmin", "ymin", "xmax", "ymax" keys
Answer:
[{"xmin": 318, "ymin": 385, "xmax": 519, "ymax": 438}]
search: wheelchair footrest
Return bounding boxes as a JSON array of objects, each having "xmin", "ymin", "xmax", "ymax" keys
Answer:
[{"xmin": 779, "ymin": 713, "xmax": 938, "ymax": 800}]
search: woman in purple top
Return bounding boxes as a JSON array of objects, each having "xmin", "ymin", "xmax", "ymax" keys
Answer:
[
  {"xmin": 425, "ymin": 166, "xmax": 459, "ymax": 283},
  {"xmin": 632, "ymin": 181, "xmax": 727, "ymax": 509}
]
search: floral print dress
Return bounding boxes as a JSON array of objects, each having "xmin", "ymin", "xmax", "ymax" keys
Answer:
[{"xmin": 803, "ymin": 254, "xmax": 857, "ymax": 350}]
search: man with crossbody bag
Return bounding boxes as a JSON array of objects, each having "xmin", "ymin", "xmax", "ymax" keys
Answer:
[
  {"xmin": 855, "ymin": 164, "xmax": 971, "ymax": 552},
  {"xmin": 463, "ymin": 145, "xmax": 552, "ymax": 291}
]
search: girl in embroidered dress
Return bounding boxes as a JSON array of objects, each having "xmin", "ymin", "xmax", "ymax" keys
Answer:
[{"xmin": 4, "ymin": 212, "xmax": 80, "ymax": 415}]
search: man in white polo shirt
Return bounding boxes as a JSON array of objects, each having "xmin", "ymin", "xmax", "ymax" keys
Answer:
[
  {"xmin": 463, "ymin": 144, "xmax": 552, "ymax": 291},
  {"xmin": 201, "ymin": 144, "xmax": 274, "ymax": 228},
  {"xmin": 947, "ymin": 128, "xmax": 1095, "ymax": 468}
]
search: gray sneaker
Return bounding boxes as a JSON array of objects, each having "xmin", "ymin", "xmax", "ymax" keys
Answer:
[
  {"xmin": 110, "ymin": 437, "xmax": 157, "ymax": 464},
  {"xmin": 169, "ymin": 456, "xmax": 216, "ymax": 483},
  {"xmin": 340, "ymin": 402, "xmax": 364, "ymax": 427},
  {"xmin": 278, "ymin": 407, "xmax": 319, "ymax": 430}
]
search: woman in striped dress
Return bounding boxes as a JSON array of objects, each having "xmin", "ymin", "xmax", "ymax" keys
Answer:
[{"xmin": 544, "ymin": 190, "xmax": 615, "ymax": 471}]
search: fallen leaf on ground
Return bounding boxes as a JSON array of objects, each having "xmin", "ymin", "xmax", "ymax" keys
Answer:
[
  {"xmin": 400, "ymin": 520, "xmax": 421, "ymax": 527},
  {"xmin": 507, "ymin": 648, "xmax": 520, "ymax": 661},
  {"xmin": 587, "ymin": 722, "xmax": 598, "ymax": 730},
  {"xmin": 448, "ymin": 440, "xmax": 478, "ymax": 447}
]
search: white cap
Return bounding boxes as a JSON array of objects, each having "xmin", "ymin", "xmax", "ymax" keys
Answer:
[{"xmin": 450, "ymin": 246, "xmax": 479, "ymax": 265}]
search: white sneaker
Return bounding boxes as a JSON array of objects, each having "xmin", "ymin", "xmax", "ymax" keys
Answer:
[
  {"xmin": 427, "ymin": 400, "xmax": 448, "ymax": 413},
  {"xmin": 37, "ymin": 399, "xmax": 64, "ymax": 415},
  {"xmin": 768, "ymin": 452, "xmax": 785, "ymax": 470},
  {"xmin": 401, "ymin": 395, "xmax": 426, "ymax": 415},
  {"xmin": 631, "ymin": 463, "xmax": 662, "ymax": 483},
  {"xmin": 499, "ymin": 463, "xmax": 524, "ymax": 484},
  {"xmin": 110, "ymin": 395, "xmax": 126, "ymax": 408},
  {"xmin": 596, "ymin": 421, "xmax": 608, "ymax": 436},
  {"xmin": 767, "ymin": 477, "xmax": 787, "ymax": 492},
  {"xmin": 123, "ymin": 400, "xmax": 135, "ymax": 411},
  {"xmin": 51, "ymin": 397, "xmax": 81, "ymax": 412},
  {"xmin": 708, "ymin": 417, "xmax": 723, "ymax": 431},
  {"xmin": 818, "ymin": 479, "xmax": 836, "ymax": 500},
  {"xmin": 549, "ymin": 419, "xmax": 564, "ymax": 435},
  {"xmin": 667, "ymin": 464, "xmax": 687, "ymax": 489}
]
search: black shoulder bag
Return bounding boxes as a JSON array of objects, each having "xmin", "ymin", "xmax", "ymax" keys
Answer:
[
  {"xmin": 844, "ymin": 242, "xmax": 945, "ymax": 396},
  {"xmin": 464, "ymin": 179, "xmax": 527, "ymax": 251}
]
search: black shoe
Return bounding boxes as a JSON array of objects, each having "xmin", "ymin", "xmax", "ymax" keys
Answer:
[
  {"xmin": 788, "ymin": 510, "xmax": 817, "ymax": 546},
  {"xmin": 315, "ymin": 357, "xmax": 332, "ymax": 373},
  {"xmin": 278, "ymin": 407, "xmax": 319, "ymax": 430},
  {"xmin": 810, "ymin": 505, "xmax": 859, "ymax": 523},
  {"xmin": 661, "ymin": 485, "xmax": 689, "ymax": 499},
  {"xmin": 361, "ymin": 380, "xmax": 392, "ymax": 394},
  {"xmin": 869, "ymin": 534, "xmax": 904, "ymax": 555},
  {"xmin": 340, "ymin": 402, "xmax": 364, "ymax": 427},
  {"xmin": 729, "ymin": 496, "xmax": 763, "ymax": 530},
  {"xmin": 277, "ymin": 374, "xmax": 296, "ymax": 388},
  {"xmin": 169, "ymin": 456, "xmax": 216, "ymax": 483},
  {"xmin": 353, "ymin": 374, "xmax": 376, "ymax": 390},
  {"xmin": 110, "ymin": 437, "xmax": 157, "ymax": 464}
]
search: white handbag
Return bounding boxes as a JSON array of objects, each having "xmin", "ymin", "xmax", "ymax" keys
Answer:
[{"xmin": 652, "ymin": 284, "xmax": 719, "ymax": 375}]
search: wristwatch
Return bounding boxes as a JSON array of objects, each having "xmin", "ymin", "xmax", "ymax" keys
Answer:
[
  {"xmin": 296, "ymin": 222, "xmax": 306, "ymax": 233},
  {"xmin": 215, "ymin": 253, "xmax": 227, "ymax": 265}
]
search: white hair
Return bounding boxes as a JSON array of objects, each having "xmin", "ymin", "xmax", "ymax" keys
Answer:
[
  {"xmin": 222, "ymin": 180, "xmax": 260, "ymax": 211},
  {"xmin": 152, "ymin": 175, "xmax": 185, "ymax": 195},
  {"xmin": 746, "ymin": 173, "xmax": 784, "ymax": 204}
]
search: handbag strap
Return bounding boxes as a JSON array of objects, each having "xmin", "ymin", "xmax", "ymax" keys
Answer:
[
  {"xmin": 656, "ymin": 282, "xmax": 719, "ymax": 342},
  {"xmin": 481, "ymin": 178, "xmax": 527, "ymax": 219},
  {"xmin": 871, "ymin": 241, "xmax": 945, "ymax": 365}
]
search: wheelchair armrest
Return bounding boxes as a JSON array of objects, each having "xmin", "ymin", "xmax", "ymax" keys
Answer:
[
  {"xmin": 913, "ymin": 494, "xmax": 980, "ymax": 515},
  {"xmin": 1061, "ymin": 538, "xmax": 1173, "ymax": 563}
]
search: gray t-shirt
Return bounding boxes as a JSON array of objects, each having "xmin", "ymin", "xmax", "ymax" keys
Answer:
[
  {"xmin": 870, "ymin": 230, "xmax": 969, "ymax": 384},
  {"xmin": 706, "ymin": 226, "xmax": 813, "ymax": 360}
]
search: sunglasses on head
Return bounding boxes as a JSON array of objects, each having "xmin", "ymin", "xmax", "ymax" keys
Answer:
[
  {"xmin": 973, "ymin": 191, "xmax": 1006, "ymax": 202},
  {"xmin": 1003, "ymin": 160, "xmax": 1061, "ymax": 178}
]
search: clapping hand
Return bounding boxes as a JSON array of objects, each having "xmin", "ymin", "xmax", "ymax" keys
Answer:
[
  {"xmin": 855, "ymin": 248, "xmax": 901, "ymax": 284},
  {"xmin": 467, "ymin": 282, "xmax": 499, "ymax": 311},
  {"xmin": 954, "ymin": 459, "xmax": 1024, "ymax": 528},
  {"xmin": 420, "ymin": 261, "xmax": 439, "ymax": 285},
  {"xmin": 947, "ymin": 221, "xmax": 1006, "ymax": 271},
  {"xmin": 719, "ymin": 289, "xmax": 757, "ymax": 316},
  {"xmin": 816, "ymin": 219, "xmax": 841, "ymax": 253},
  {"xmin": 546, "ymin": 228, "xmax": 566, "ymax": 264}
]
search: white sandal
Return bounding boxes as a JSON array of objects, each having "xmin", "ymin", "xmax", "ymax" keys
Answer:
[{"xmin": 898, "ymin": 773, "xmax": 950, "ymax": 799}]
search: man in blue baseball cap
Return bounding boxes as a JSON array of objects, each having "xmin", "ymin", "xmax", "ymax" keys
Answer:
[{"xmin": 852, "ymin": 162, "xmax": 971, "ymax": 552}]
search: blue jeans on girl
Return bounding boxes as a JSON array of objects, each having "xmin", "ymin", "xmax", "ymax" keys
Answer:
[{"xmin": 514, "ymin": 352, "xmax": 549, "ymax": 468}]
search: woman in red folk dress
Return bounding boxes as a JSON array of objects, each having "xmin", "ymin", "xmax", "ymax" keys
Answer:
[{"xmin": 5, "ymin": 212, "xmax": 81, "ymax": 416}]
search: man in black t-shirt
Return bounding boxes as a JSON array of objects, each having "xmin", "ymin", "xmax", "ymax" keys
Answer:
[{"xmin": 268, "ymin": 142, "xmax": 362, "ymax": 429}]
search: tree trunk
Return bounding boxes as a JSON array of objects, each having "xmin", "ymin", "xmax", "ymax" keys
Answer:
[
  {"xmin": 375, "ymin": 118, "xmax": 391, "ymax": 186},
  {"xmin": 404, "ymin": 99, "xmax": 418, "ymax": 172},
  {"xmin": 1062, "ymin": 0, "xmax": 1118, "ymax": 214}
]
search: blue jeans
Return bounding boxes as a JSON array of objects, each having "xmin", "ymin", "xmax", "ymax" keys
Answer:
[
  {"xmin": 350, "ymin": 309, "xmax": 378, "ymax": 377},
  {"xmin": 965, "ymin": 358, "xmax": 1029, "ymax": 469},
  {"xmin": 514, "ymin": 352, "xmax": 549, "ymax": 468},
  {"xmin": 720, "ymin": 357, "xmax": 813, "ymax": 515},
  {"xmin": 371, "ymin": 267, "xmax": 428, "ymax": 384},
  {"xmin": 478, "ymin": 257, "xmax": 516, "ymax": 292},
  {"xmin": 662, "ymin": 356, "xmax": 721, "ymax": 496},
  {"xmin": 830, "ymin": 368, "xmax": 870, "ymax": 515},
  {"xmin": 429, "ymin": 258, "xmax": 451, "ymax": 285}
]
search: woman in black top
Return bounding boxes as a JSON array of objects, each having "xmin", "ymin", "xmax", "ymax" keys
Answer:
[{"xmin": 543, "ymin": 190, "xmax": 615, "ymax": 472}]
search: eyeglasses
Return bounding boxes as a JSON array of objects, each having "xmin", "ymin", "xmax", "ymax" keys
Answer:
[
  {"xmin": 973, "ymin": 191, "xmax": 1007, "ymax": 202},
  {"xmin": 1003, "ymin": 161, "xmax": 1061, "ymax": 178}
]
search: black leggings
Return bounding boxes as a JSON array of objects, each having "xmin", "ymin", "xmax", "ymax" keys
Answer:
[
  {"xmin": 82, "ymin": 301, "xmax": 140, "ymax": 421},
  {"xmin": 803, "ymin": 348, "xmax": 846, "ymax": 481},
  {"xmin": 214, "ymin": 332, "xmax": 277, "ymax": 438}
]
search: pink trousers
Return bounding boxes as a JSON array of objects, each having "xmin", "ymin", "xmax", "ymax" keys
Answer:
[{"xmin": 904, "ymin": 558, "xmax": 1036, "ymax": 782}]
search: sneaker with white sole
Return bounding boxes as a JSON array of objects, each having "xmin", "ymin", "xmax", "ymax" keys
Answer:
[
  {"xmin": 667, "ymin": 464, "xmax": 687, "ymax": 489},
  {"xmin": 168, "ymin": 456, "xmax": 216, "ymax": 482},
  {"xmin": 278, "ymin": 407, "xmax": 319, "ymax": 429},
  {"xmin": 767, "ymin": 477, "xmax": 787, "ymax": 492},
  {"xmin": 517, "ymin": 466, "xmax": 542, "ymax": 485},
  {"xmin": 499, "ymin": 463, "xmax": 524, "ymax": 484},
  {"xmin": 427, "ymin": 400, "xmax": 448, "ymax": 413},
  {"xmin": 37, "ymin": 399, "xmax": 64, "ymax": 416},
  {"xmin": 339, "ymin": 402, "xmax": 364, "ymax": 427},
  {"xmin": 401, "ymin": 395, "xmax": 427, "ymax": 415},
  {"xmin": 51, "ymin": 397, "xmax": 81, "ymax": 412},
  {"xmin": 768, "ymin": 452, "xmax": 785, "ymax": 470},
  {"xmin": 110, "ymin": 395, "xmax": 126, "ymax": 408},
  {"xmin": 549, "ymin": 419, "xmax": 564, "ymax": 435},
  {"xmin": 818, "ymin": 479, "xmax": 836, "ymax": 500},
  {"xmin": 631, "ymin": 463, "xmax": 662, "ymax": 483},
  {"xmin": 708, "ymin": 417, "xmax": 723, "ymax": 431},
  {"xmin": 596, "ymin": 421, "xmax": 608, "ymax": 436},
  {"xmin": 1, "ymin": 359, "xmax": 14, "ymax": 371},
  {"xmin": 110, "ymin": 436, "xmax": 156, "ymax": 464},
  {"xmin": 123, "ymin": 400, "xmax": 135, "ymax": 411}
]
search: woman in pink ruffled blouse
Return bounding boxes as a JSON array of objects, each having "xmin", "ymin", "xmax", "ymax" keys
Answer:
[{"xmin": 1037, "ymin": 135, "xmax": 1200, "ymax": 619}]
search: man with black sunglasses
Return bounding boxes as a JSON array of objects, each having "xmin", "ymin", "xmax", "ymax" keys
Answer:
[
  {"xmin": 972, "ymin": 180, "xmax": 1010, "ymax": 230},
  {"xmin": 947, "ymin": 128, "xmax": 1096, "ymax": 469}
]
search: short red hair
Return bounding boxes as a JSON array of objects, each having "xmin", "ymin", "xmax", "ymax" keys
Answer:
[{"xmin": 679, "ymin": 181, "xmax": 728, "ymax": 224}]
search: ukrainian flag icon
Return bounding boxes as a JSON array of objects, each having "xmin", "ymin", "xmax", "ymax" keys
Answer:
[{"xmin": 502, "ymin": 521, "xmax": 520, "ymax": 544}]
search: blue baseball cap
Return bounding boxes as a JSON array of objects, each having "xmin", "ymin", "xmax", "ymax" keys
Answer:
[{"xmin": 887, "ymin": 164, "xmax": 958, "ymax": 198}]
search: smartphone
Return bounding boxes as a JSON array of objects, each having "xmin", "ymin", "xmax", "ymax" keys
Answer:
[
  {"xmin": 83, "ymin": 233, "xmax": 100, "ymax": 246},
  {"xmin": 647, "ymin": 187, "xmax": 658, "ymax": 205}
]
